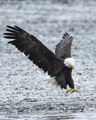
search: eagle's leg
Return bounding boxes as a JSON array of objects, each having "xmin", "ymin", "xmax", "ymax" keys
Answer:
[
  {"xmin": 66, "ymin": 88, "xmax": 71, "ymax": 93},
  {"xmin": 71, "ymin": 88, "xmax": 78, "ymax": 93}
]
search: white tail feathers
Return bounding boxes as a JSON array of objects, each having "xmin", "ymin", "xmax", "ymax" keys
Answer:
[{"xmin": 41, "ymin": 78, "xmax": 59, "ymax": 88}]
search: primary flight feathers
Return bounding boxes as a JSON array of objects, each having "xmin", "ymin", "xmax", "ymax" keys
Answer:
[
  {"xmin": 4, "ymin": 25, "xmax": 76, "ymax": 91},
  {"xmin": 55, "ymin": 33, "xmax": 73, "ymax": 59}
]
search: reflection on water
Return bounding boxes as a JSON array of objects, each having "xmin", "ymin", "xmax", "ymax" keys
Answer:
[{"xmin": 2, "ymin": 112, "xmax": 96, "ymax": 120}]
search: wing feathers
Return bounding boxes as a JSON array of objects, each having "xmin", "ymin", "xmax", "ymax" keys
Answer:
[
  {"xmin": 55, "ymin": 33, "xmax": 73, "ymax": 60},
  {"xmin": 4, "ymin": 25, "xmax": 64, "ymax": 77}
]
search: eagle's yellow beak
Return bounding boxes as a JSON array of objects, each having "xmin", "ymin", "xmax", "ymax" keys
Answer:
[{"xmin": 72, "ymin": 66, "xmax": 75, "ymax": 70}]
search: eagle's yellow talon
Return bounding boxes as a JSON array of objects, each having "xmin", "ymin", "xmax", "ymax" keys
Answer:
[
  {"xmin": 66, "ymin": 88, "xmax": 71, "ymax": 93},
  {"xmin": 71, "ymin": 88, "xmax": 78, "ymax": 93}
]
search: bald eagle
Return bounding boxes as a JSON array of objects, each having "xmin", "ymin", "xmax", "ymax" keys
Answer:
[{"xmin": 4, "ymin": 25, "xmax": 78, "ymax": 93}]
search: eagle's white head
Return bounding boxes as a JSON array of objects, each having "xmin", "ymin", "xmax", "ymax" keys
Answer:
[{"xmin": 64, "ymin": 58, "xmax": 75, "ymax": 69}]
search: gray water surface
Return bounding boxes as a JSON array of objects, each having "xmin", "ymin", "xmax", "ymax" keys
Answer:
[
  {"xmin": 0, "ymin": 0, "xmax": 96, "ymax": 119},
  {"xmin": 0, "ymin": 113, "xmax": 96, "ymax": 120}
]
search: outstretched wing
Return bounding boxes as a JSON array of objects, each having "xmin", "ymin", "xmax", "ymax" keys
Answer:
[
  {"xmin": 4, "ymin": 25, "xmax": 64, "ymax": 77},
  {"xmin": 55, "ymin": 33, "xmax": 73, "ymax": 60}
]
